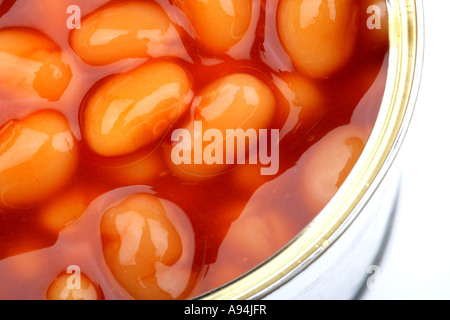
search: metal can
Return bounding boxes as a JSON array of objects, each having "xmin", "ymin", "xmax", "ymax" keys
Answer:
[{"xmin": 200, "ymin": 0, "xmax": 424, "ymax": 300}]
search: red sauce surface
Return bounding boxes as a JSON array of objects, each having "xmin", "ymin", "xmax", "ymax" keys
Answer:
[{"xmin": 0, "ymin": 0, "xmax": 389, "ymax": 299}]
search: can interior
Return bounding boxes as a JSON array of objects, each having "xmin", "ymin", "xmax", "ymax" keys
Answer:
[{"xmin": 200, "ymin": 0, "xmax": 422, "ymax": 300}]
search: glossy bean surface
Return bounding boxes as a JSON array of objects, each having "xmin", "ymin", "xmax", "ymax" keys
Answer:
[
  {"xmin": 0, "ymin": 27, "xmax": 72, "ymax": 101},
  {"xmin": 0, "ymin": 110, "xmax": 78, "ymax": 209},
  {"xmin": 277, "ymin": 0, "xmax": 359, "ymax": 78},
  {"xmin": 100, "ymin": 193, "xmax": 194, "ymax": 300},
  {"xmin": 82, "ymin": 61, "xmax": 192, "ymax": 157},
  {"xmin": 70, "ymin": 1, "xmax": 184, "ymax": 65},
  {"xmin": 175, "ymin": 0, "xmax": 252, "ymax": 53},
  {"xmin": 169, "ymin": 73, "xmax": 276, "ymax": 179}
]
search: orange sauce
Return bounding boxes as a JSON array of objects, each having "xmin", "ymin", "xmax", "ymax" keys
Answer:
[{"xmin": 0, "ymin": 0, "xmax": 389, "ymax": 299}]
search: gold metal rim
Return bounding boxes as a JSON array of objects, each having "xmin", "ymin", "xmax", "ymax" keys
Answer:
[{"xmin": 200, "ymin": 0, "xmax": 421, "ymax": 300}]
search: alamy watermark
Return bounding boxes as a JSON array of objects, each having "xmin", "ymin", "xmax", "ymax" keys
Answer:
[
  {"xmin": 64, "ymin": 4, "xmax": 385, "ymax": 32},
  {"xmin": 64, "ymin": 3, "xmax": 385, "ymax": 177},
  {"xmin": 366, "ymin": 264, "xmax": 382, "ymax": 290},
  {"xmin": 66, "ymin": 5, "xmax": 81, "ymax": 30},
  {"xmin": 66, "ymin": 265, "xmax": 81, "ymax": 290},
  {"xmin": 66, "ymin": 4, "xmax": 382, "ymax": 30},
  {"xmin": 367, "ymin": 4, "xmax": 384, "ymax": 30},
  {"xmin": 171, "ymin": 121, "xmax": 280, "ymax": 176}
]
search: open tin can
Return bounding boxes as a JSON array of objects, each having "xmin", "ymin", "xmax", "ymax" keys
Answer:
[
  {"xmin": 200, "ymin": 0, "xmax": 424, "ymax": 300},
  {"xmin": 0, "ymin": 0, "xmax": 424, "ymax": 301}
]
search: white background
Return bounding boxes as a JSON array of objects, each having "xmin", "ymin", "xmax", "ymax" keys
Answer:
[{"xmin": 361, "ymin": 0, "xmax": 450, "ymax": 300}]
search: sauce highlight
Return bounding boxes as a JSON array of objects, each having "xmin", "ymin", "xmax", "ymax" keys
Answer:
[{"xmin": 0, "ymin": 0, "xmax": 389, "ymax": 300}]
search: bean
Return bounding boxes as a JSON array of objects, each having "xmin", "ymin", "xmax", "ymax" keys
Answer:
[
  {"xmin": 70, "ymin": 1, "xmax": 185, "ymax": 65},
  {"xmin": 82, "ymin": 61, "xmax": 192, "ymax": 157},
  {"xmin": 277, "ymin": 0, "xmax": 359, "ymax": 78},
  {"xmin": 175, "ymin": 0, "xmax": 252, "ymax": 53},
  {"xmin": 0, "ymin": 110, "xmax": 78, "ymax": 209},
  {"xmin": 0, "ymin": 27, "xmax": 72, "ymax": 101},
  {"xmin": 100, "ymin": 193, "xmax": 193, "ymax": 300}
]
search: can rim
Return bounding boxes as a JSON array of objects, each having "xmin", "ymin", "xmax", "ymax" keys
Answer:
[{"xmin": 199, "ymin": 0, "xmax": 424, "ymax": 300}]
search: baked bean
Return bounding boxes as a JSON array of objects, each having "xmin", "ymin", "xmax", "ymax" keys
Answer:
[
  {"xmin": 196, "ymin": 207, "xmax": 294, "ymax": 292},
  {"xmin": 195, "ymin": 73, "xmax": 275, "ymax": 131},
  {"xmin": 169, "ymin": 73, "xmax": 276, "ymax": 178},
  {"xmin": 46, "ymin": 272, "xmax": 104, "ymax": 300},
  {"xmin": 298, "ymin": 125, "xmax": 368, "ymax": 213},
  {"xmin": 0, "ymin": 27, "xmax": 72, "ymax": 101},
  {"xmin": 0, "ymin": 110, "xmax": 78, "ymax": 209},
  {"xmin": 175, "ymin": 0, "xmax": 252, "ymax": 53},
  {"xmin": 100, "ymin": 193, "xmax": 193, "ymax": 300},
  {"xmin": 39, "ymin": 183, "xmax": 99, "ymax": 233},
  {"xmin": 82, "ymin": 61, "xmax": 192, "ymax": 157},
  {"xmin": 70, "ymin": 1, "xmax": 185, "ymax": 65},
  {"xmin": 91, "ymin": 148, "xmax": 166, "ymax": 186},
  {"xmin": 277, "ymin": 0, "xmax": 359, "ymax": 78},
  {"xmin": 275, "ymin": 72, "xmax": 324, "ymax": 132}
]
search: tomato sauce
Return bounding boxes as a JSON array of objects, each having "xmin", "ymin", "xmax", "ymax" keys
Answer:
[{"xmin": 0, "ymin": 0, "xmax": 389, "ymax": 299}]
